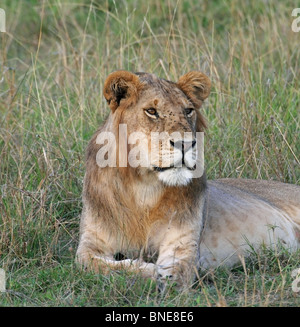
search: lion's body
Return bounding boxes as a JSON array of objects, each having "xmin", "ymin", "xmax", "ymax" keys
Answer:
[
  {"xmin": 201, "ymin": 179, "xmax": 300, "ymax": 268},
  {"xmin": 76, "ymin": 70, "xmax": 300, "ymax": 289}
]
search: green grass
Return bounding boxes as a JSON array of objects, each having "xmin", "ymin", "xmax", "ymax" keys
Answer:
[{"xmin": 0, "ymin": 0, "xmax": 299, "ymax": 306}]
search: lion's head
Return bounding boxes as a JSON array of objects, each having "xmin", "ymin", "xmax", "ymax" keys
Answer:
[{"xmin": 97, "ymin": 70, "xmax": 211, "ymax": 187}]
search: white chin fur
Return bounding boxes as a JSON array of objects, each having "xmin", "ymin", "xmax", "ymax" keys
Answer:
[{"xmin": 157, "ymin": 167, "xmax": 193, "ymax": 186}]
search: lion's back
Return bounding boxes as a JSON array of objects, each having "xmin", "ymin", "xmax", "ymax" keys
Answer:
[{"xmin": 208, "ymin": 179, "xmax": 300, "ymax": 223}]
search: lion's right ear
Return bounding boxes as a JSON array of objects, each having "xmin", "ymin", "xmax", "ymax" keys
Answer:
[
  {"xmin": 103, "ymin": 71, "xmax": 143, "ymax": 113},
  {"xmin": 177, "ymin": 71, "xmax": 211, "ymax": 109}
]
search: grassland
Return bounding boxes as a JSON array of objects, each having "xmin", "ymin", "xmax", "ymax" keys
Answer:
[{"xmin": 0, "ymin": 0, "xmax": 299, "ymax": 306}]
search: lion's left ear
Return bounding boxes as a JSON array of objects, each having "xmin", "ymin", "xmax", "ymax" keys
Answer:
[
  {"xmin": 177, "ymin": 71, "xmax": 211, "ymax": 108},
  {"xmin": 103, "ymin": 70, "xmax": 143, "ymax": 113}
]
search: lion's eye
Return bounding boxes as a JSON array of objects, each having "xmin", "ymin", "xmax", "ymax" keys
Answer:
[
  {"xmin": 185, "ymin": 108, "xmax": 194, "ymax": 116},
  {"xmin": 145, "ymin": 108, "xmax": 158, "ymax": 117}
]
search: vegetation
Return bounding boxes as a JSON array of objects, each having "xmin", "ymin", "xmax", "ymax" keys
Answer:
[{"xmin": 0, "ymin": 0, "xmax": 299, "ymax": 306}]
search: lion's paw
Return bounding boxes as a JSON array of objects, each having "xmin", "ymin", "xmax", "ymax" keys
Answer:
[{"xmin": 156, "ymin": 265, "xmax": 182, "ymax": 292}]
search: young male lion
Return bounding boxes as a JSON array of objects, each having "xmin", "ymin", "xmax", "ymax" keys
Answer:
[{"xmin": 76, "ymin": 70, "xmax": 300, "ymax": 289}]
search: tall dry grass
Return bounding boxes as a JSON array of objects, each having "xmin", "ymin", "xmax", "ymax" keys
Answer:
[{"xmin": 0, "ymin": 0, "xmax": 299, "ymax": 306}]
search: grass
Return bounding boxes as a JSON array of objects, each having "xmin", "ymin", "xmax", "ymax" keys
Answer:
[{"xmin": 0, "ymin": 0, "xmax": 299, "ymax": 306}]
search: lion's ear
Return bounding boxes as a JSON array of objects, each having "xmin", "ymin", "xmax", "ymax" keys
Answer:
[
  {"xmin": 103, "ymin": 71, "xmax": 143, "ymax": 113},
  {"xmin": 177, "ymin": 71, "xmax": 211, "ymax": 108}
]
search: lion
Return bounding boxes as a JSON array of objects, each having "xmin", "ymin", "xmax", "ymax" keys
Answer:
[{"xmin": 76, "ymin": 70, "xmax": 300, "ymax": 289}]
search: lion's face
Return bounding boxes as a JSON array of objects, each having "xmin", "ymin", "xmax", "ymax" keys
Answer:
[
  {"xmin": 103, "ymin": 71, "xmax": 211, "ymax": 186},
  {"xmin": 121, "ymin": 75, "xmax": 199, "ymax": 186}
]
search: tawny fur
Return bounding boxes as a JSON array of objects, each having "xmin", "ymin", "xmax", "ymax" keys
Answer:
[{"xmin": 76, "ymin": 70, "xmax": 300, "ymax": 289}]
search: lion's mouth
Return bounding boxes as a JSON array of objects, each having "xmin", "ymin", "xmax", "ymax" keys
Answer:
[
  {"xmin": 153, "ymin": 164, "xmax": 196, "ymax": 172},
  {"xmin": 153, "ymin": 166, "xmax": 172, "ymax": 172}
]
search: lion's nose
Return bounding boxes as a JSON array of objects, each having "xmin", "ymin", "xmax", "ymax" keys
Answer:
[{"xmin": 170, "ymin": 139, "xmax": 196, "ymax": 153}]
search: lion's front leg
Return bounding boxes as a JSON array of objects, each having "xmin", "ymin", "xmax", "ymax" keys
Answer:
[
  {"xmin": 76, "ymin": 243, "xmax": 157, "ymax": 279},
  {"xmin": 89, "ymin": 255, "xmax": 157, "ymax": 279},
  {"xmin": 76, "ymin": 225, "xmax": 157, "ymax": 279},
  {"xmin": 155, "ymin": 224, "xmax": 200, "ymax": 291}
]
